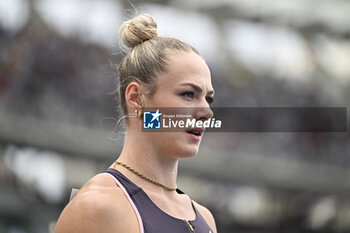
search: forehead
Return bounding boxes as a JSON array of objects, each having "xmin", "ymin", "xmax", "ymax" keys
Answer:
[{"xmin": 157, "ymin": 50, "xmax": 212, "ymax": 89}]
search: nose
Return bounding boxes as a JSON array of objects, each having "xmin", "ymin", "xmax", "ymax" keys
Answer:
[
  {"xmin": 195, "ymin": 98, "xmax": 214, "ymax": 121},
  {"xmin": 196, "ymin": 107, "xmax": 213, "ymax": 121}
]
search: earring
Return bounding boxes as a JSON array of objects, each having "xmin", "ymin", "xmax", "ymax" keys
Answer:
[{"xmin": 135, "ymin": 109, "xmax": 142, "ymax": 119}]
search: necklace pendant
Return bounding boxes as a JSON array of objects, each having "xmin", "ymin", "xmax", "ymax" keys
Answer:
[{"xmin": 186, "ymin": 220, "xmax": 194, "ymax": 232}]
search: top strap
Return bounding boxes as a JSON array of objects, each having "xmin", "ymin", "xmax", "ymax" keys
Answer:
[{"xmin": 105, "ymin": 168, "xmax": 142, "ymax": 195}]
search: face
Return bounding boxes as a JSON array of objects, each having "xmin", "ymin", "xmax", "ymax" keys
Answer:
[{"xmin": 142, "ymin": 50, "xmax": 214, "ymax": 159}]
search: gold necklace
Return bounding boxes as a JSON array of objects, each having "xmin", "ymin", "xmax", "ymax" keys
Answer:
[{"xmin": 113, "ymin": 160, "xmax": 177, "ymax": 191}]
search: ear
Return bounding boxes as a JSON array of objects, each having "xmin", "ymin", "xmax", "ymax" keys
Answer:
[{"xmin": 125, "ymin": 81, "xmax": 144, "ymax": 111}]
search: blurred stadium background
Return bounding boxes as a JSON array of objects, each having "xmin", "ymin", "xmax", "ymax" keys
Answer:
[{"xmin": 1, "ymin": 0, "xmax": 350, "ymax": 232}]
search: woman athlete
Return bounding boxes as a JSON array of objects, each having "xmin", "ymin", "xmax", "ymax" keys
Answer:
[{"xmin": 54, "ymin": 13, "xmax": 217, "ymax": 233}]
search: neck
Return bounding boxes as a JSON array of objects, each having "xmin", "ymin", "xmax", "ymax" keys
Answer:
[{"xmin": 114, "ymin": 129, "xmax": 179, "ymax": 192}]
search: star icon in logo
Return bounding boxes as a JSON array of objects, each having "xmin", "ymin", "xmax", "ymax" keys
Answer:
[{"xmin": 150, "ymin": 109, "xmax": 161, "ymax": 122}]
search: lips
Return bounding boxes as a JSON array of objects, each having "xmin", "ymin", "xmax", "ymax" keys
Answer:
[{"xmin": 186, "ymin": 128, "xmax": 204, "ymax": 136}]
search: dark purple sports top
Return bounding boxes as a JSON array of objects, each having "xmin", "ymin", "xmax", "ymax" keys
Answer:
[{"xmin": 105, "ymin": 168, "xmax": 214, "ymax": 233}]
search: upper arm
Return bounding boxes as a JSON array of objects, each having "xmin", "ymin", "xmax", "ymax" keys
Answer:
[
  {"xmin": 193, "ymin": 201, "xmax": 218, "ymax": 233},
  {"xmin": 54, "ymin": 194, "xmax": 123, "ymax": 233}
]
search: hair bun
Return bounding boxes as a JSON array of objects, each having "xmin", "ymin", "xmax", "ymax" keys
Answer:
[{"xmin": 119, "ymin": 13, "xmax": 158, "ymax": 49}]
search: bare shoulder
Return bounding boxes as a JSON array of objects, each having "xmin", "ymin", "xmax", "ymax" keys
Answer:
[
  {"xmin": 54, "ymin": 173, "xmax": 139, "ymax": 233},
  {"xmin": 192, "ymin": 200, "xmax": 218, "ymax": 233}
]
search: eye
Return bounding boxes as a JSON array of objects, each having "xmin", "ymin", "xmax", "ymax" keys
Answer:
[
  {"xmin": 206, "ymin": 96, "xmax": 214, "ymax": 104},
  {"xmin": 180, "ymin": 91, "xmax": 194, "ymax": 99}
]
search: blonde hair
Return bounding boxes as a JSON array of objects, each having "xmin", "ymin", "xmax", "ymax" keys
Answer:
[{"xmin": 117, "ymin": 13, "xmax": 199, "ymax": 117}]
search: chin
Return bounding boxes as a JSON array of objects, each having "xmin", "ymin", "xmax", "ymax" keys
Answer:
[
  {"xmin": 174, "ymin": 143, "xmax": 201, "ymax": 159},
  {"xmin": 155, "ymin": 132, "xmax": 202, "ymax": 159}
]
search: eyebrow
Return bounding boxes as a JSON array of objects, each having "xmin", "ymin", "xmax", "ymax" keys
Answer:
[{"xmin": 180, "ymin": 83, "xmax": 215, "ymax": 95}]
